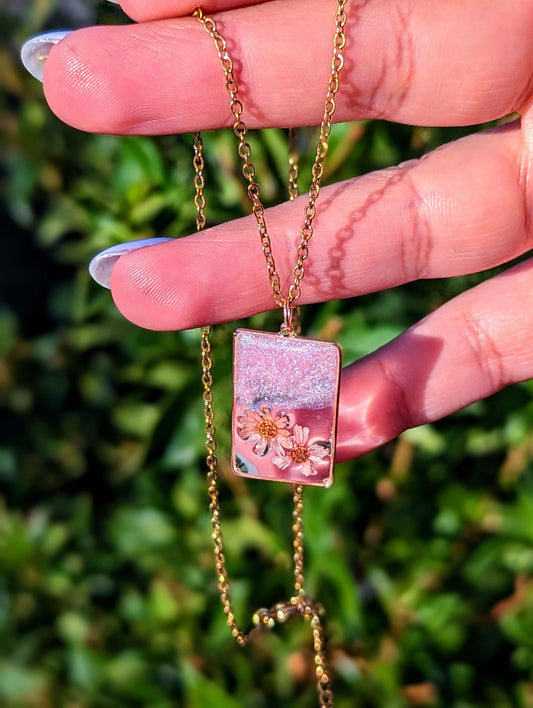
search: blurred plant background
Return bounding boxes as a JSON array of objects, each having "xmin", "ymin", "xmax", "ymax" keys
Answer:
[{"xmin": 3, "ymin": 2, "xmax": 533, "ymax": 706}]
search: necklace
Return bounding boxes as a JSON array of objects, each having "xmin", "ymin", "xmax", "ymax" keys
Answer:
[{"xmin": 192, "ymin": 5, "xmax": 348, "ymax": 705}]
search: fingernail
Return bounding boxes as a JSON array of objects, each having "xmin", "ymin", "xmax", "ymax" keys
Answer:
[
  {"xmin": 20, "ymin": 30, "xmax": 72, "ymax": 81},
  {"xmin": 89, "ymin": 237, "xmax": 174, "ymax": 288}
]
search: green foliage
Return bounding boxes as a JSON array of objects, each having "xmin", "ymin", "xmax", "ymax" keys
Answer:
[{"xmin": 3, "ymin": 3, "xmax": 533, "ymax": 707}]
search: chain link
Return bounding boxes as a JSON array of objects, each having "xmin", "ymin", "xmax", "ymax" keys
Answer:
[
  {"xmin": 288, "ymin": 127, "xmax": 300, "ymax": 202},
  {"xmin": 193, "ymin": 3, "xmax": 347, "ymax": 703},
  {"xmin": 192, "ymin": 132, "xmax": 207, "ymax": 230},
  {"xmin": 287, "ymin": 128, "xmax": 302, "ymax": 334}
]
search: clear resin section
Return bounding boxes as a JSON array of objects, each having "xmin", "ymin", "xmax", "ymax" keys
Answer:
[{"xmin": 232, "ymin": 329, "xmax": 342, "ymax": 487}]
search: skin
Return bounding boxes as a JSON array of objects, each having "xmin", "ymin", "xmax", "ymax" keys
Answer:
[{"xmin": 41, "ymin": 0, "xmax": 533, "ymax": 462}]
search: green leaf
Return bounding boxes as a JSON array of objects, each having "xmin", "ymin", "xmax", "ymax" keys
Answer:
[{"xmin": 183, "ymin": 662, "xmax": 242, "ymax": 708}]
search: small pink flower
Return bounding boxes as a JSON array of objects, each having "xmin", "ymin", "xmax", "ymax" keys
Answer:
[
  {"xmin": 272, "ymin": 425, "xmax": 330, "ymax": 477},
  {"xmin": 237, "ymin": 405, "xmax": 292, "ymax": 456}
]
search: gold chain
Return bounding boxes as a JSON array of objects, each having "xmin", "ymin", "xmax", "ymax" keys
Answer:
[
  {"xmin": 193, "ymin": 4, "xmax": 347, "ymax": 704},
  {"xmin": 192, "ymin": 131, "xmax": 207, "ymax": 231},
  {"xmin": 288, "ymin": 127, "xmax": 300, "ymax": 202},
  {"xmin": 194, "ymin": 3, "xmax": 347, "ymax": 326},
  {"xmin": 287, "ymin": 127, "xmax": 302, "ymax": 334},
  {"xmin": 197, "ymin": 154, "xmax": 334, "ymax": 707}
]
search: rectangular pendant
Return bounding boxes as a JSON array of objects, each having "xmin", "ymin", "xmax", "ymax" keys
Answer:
[{"xmin": 231, "ymin": 329, "xmax": 342, "ymax": 487}]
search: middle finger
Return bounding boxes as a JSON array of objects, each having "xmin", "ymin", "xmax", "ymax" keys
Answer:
[{"xmin": 109, "ymin": 121, "xmax": 529, "ymax": 330}]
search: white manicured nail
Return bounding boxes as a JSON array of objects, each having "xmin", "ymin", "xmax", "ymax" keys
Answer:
[
  {"xmin": 89, "ymin": 237, "xmax": 174, "ymax": 289},
  {"xmin": 20, "ymin": 31, "xmax": 72, "ymax": 81}
]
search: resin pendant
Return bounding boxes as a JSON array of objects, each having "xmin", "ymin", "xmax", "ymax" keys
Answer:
[{"xmin": 232, "ymin": 329, "xmax": 342, "ymax": 487}]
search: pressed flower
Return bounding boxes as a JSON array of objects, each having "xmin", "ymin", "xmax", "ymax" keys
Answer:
[
  {"xmin": 272, "ymin": 425, "xmax": 330, "ymax": 477},
  {"xmin": 237, "ymin": 405, "xmax": 292, "ymax": 456}
]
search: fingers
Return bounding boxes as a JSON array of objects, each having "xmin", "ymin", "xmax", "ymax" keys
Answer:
[
  {"xmin": 117, "ymin": 0, "xmax": 265, "ymax": 23},
  {"xmin": 43, "ymin": 0, "xmax": 533, "ymax": 135},
  {"xmin": 110, "ymin": 122, "xmax": 529, "ymax": 330},
  {"xmin": 336, "ymin": 258, "xmax": 533, "ymax": 461}
]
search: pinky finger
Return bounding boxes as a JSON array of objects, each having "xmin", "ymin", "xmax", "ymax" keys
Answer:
[{"xmin": 337, "ymin": 259, "xmax": 533, "ymax": 462}]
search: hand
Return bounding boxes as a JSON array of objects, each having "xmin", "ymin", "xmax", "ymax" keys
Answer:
[{"xmin": 38, "ymin": 0, "xmax": 533, "ymax": 462}]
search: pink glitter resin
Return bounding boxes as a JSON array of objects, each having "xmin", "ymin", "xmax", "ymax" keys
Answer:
[{"xmin": 232, "ymin": 329, "xmax": 342, "ymax": 487}]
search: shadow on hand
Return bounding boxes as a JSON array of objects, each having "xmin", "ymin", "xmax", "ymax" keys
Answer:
[{"xmin": 336, "ymin": 330, "xmax": 444, "ymax": 461}]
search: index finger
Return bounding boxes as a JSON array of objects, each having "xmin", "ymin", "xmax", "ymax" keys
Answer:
[{"xmin": 43, "ymin": 0, "xmax": 533, "ymax": 135}]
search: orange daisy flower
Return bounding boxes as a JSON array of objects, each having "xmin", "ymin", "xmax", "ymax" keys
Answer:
[
  {"xmin": 272, "ymin": 425, "xmax": 330, "ymax": 477},
  {"xmin": 237, "ymin": 405, "xmax": 292, "ymax": 456}
]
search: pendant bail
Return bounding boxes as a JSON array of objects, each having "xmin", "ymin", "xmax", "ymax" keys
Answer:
[{"xmin": 281, "ymin": 301, "xmax": 295, "ymax": 336}]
